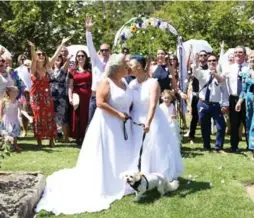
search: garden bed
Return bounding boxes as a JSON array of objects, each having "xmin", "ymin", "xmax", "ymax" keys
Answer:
[{"xmin": 0, "ymin": 172, "xmax": 46, "ymax": 218}]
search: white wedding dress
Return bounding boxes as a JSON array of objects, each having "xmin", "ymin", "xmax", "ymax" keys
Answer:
[
  {"xmin": 129, "ymin": 78, "xmax": 184, "ymax": 180},
  {"xmin": 35, "ymin": 78, "xmax": 134, "ymax": 215}
]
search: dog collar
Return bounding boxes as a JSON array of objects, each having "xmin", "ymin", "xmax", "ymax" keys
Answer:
[{"xmin": 130, "ymin": 175, "xmax": 149, "ymax": 192}]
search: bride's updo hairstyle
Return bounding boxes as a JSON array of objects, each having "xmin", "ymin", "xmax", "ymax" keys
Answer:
[
  {"xmin": 130, "ymin": 55, "xmax": 147, "ymax": 70},
  {"xmin": 104, "ymin": 53, "xmax": 126, "ymax": 77}
]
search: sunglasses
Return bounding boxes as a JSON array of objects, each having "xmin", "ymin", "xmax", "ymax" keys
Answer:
[
  {"xmin": 199, "ymin": 54, "xmax": 207, "ymax": 57},
  {"xmin": 0, "ymin": 59, "xmax": 5, "ymax": 63},
  {"xmin": 77, "ymin": 55, "xmax": 85, "ymax": 58},
  {"xmin": 234, "ymin": 51, "xmax": 243, "ymax": 54},
  {"xmin": 37, "ymin": 53, "xmax": 45, "ymax": 57},
  {"xmin": 100, "ymin": 49, "xmax": 109, "ymax": 52},
  {"xmin": 208, "ymin": 59, "xmax": 217, "ymax": 62}
]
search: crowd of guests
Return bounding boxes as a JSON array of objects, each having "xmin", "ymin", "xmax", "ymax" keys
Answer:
[{"xmin": 0, "ymin": 16, "xmax": 253, "ymax": 159}]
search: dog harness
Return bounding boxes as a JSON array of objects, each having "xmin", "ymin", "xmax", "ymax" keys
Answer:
[{"xmin": 130, "ymin": 174, "xmax": 149, "ymax": 192}]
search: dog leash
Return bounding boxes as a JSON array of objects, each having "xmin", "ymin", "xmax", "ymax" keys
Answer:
[{"xmin": 123, "ymin": 116, "xmax": 146, "ymax": 172}]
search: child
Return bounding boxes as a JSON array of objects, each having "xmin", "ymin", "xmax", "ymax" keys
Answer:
[
  {"xmin": 0, "ymin": 86, "xmax": 32, "ymax": 151},
  {"xmin": 159, "ymin": 89, "xmax": 181, "ymax": 141}
]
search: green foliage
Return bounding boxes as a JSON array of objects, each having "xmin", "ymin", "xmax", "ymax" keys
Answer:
[
  {"xmin": 0, "ymin": 1, "xmax": 254, "ymax": 59},
  {"xmin": 0, "ymin": 140, "xmax": 11, "ymax": 168}
]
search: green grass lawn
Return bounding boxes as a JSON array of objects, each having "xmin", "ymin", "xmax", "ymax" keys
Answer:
[{"xmin": 1, "ymin": 130, "xmax": 254, "ymax": 218}]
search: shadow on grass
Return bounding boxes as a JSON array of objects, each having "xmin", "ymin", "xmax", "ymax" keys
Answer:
[
  {"xmin": 137, "ymin": 177, "xmax": 211, "ymax": 204},
  {"xmin": 17, "ymin": 136, "xmax": 80, "ymax": 153}
]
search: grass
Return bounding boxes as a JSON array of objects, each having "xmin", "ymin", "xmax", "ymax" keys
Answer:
[{"xmin": 1, "ymin": 129, "xmax": 254, "ymax": 218}]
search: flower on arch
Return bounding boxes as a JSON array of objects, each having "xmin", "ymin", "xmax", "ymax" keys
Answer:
[{"xmin": 130, "ymin": 25, "xmax": 137, "ymax": 32}]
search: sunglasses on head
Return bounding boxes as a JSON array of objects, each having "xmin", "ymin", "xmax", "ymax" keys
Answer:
[
  {"xmin": 100, "ymin": 49, "xmax": 109, "ymax": 52},
  {"xmin": 77, "ymin": 55, "xmax": 85, "ymax": 58},
  {"xmin": 37, "ymin": 52, "xmax": 45, "ymax": 57},
  {"xmin": 199, "ymin": 54, "xmax": 207, "ymax": 57},
  {"xmin": 208, "ymin": 59, "xmax": 217, "ymax": 62}
]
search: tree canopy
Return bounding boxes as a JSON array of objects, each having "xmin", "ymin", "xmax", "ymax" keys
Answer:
[{"xmin": 0, "ymin": 1, "xmax": 253, "ymax": 59}]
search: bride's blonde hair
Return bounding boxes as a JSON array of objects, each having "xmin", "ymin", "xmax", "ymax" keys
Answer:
[{"xmin": 104, "ymin": 54, "xmax": 126, "ymax": 77}]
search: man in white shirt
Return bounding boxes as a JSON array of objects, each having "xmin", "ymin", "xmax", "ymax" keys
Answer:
[
  {"xmin": 194, "ymin": 53, "xmax": 228, "ymax": 152},
  {"xmin": 85, "ymin": 16, "xmax": 111, "ymax": 123},
  {"xmin": 221, "ymin": 45, "xmax": 249, "ymax": 152}
]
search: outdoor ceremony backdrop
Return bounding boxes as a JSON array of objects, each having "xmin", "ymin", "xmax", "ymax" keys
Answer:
[{"xmin": 1, "ymin": 1, "xmax": 254, "ymax": 58}]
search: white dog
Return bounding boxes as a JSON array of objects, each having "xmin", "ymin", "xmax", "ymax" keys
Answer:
[{"xmin": 121, "ymin": 171, "xmax": 179, "ymax": 201}]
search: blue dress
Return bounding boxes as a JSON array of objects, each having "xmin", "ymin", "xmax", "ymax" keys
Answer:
[{"xmin": 240, "ymin": 70, "xmax": 254, "ymax": 150}]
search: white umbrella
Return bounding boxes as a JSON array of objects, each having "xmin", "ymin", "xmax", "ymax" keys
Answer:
[
  {"xmin": 219, "ymin": 47, "xmax": 251, "ymax": 68},
  {"xmin": 183, "ymin": 39, "xmax": 213, "ymax": 63},
  {"xmin": 0, "ymin": 45, "xmax": 12, "ymax": 60},
  {"xmin": 67, "ymin": 45, "xmax": 90, "ymax": 62}
]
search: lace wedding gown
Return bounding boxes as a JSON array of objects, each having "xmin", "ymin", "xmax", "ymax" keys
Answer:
[
  {"xmin": 129, "ymin": 78, "xmax": 184, "ymax": 180},
  {"xmin": 35, "ymin": 78, "xmax": 134, "ymax": 215}
]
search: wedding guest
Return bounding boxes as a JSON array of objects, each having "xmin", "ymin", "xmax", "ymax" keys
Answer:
[
  {"xmin": 68, "ymin": 50, "xmax": 92, "ymax": 145},
  {"xmin": 85, "ymin": 16, "xmax": 111, "ymax": 123},
  {"xmin": 27, "ymin": 37, "xmax": 71, "ymax": 147},
  {"xmin": 221, "ymin": 46, "xmax": 249, "ymax": 152}
]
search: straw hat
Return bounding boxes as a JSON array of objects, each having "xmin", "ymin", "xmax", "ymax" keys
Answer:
[{"xmin": 72, "ymin": 93, "xmax": 80, "ymax": 110}]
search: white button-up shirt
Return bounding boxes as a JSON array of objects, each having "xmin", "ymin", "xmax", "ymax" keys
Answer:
[
  {"xmin": 193, "ymin": 67, "xmax": 229, "ymax": 107},
  {"xmin": 221, "ymin": 62, "xmax": 249, "ymax": 96},
  {"xmin": 86, "ymin": 31, "xmax": 107, "ymax": 92}
]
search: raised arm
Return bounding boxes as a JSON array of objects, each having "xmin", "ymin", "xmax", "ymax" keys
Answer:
[
  {"xmin": 145, "ymin": 79, "xmax": 160, "ymax": 132},
  {"xmin": 27, "ymin": 40, "xmax": 37, "ymax": 74},
  {"xmin": 85, "ymin": 16, "xmax": 101, "ymax": 67},
  {"xmin": 96, "ymin": 79, "xmax": 127, "ymax": 121},
  {"xmin": 48, "ymin": 36, "xmax": 72, "ymax": 69}
]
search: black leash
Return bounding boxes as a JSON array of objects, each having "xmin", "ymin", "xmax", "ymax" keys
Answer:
[{"xmin": 123, "ymin": 116, "xmax": 146, "ymax": 172}]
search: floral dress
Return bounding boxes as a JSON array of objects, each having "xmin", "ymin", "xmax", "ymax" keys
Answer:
[
  {"xmin": 30, "ymin": 72, "xmax": 57, "ymax": 139},
  {"xmin": 0, "ymin": 100, "xmax": 20, "ymax": 137},
  {"xmin": 49, "ymin": 68, "xmax": 68, "ymax": 132},
  {"xmin": 240, "ymin": 70, "xmax": 254, "ymax": 150}
]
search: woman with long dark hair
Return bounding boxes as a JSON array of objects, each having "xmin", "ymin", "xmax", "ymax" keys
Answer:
[{"xmin": 68, "ymin": 50, "xmax": 92, "ymax": 145}]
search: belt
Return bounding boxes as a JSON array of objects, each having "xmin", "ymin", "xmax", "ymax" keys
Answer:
[
  {"xmin": 199, "ymin": 98, "xmax": 219, "ymax": 105},
  {"xmin": 229, "ymin": 95, "xmax": 239, "ymax": 98},
  {"xmin": 74, "ymin": 84, "xmax": 91, "ymax": 89}
]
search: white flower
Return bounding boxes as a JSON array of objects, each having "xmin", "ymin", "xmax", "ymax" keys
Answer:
[
  {"xmin": 123, "ymin": 28, "xmax": 132, "ymax": 39},
  {"xmin": 142, "ymin": 31, "xmax": 145, "ymax": 34},
  {"xmin": 209, "ymin": 183, "xmax": 213, "ymax": 187},
  {"xmin": 117, "ymin": 10, "xmax": 120, "ymax": 13},
  {"xmin": 159, "ymin": 21, "xmax": 168, "ymax": 31},
  {"xmin": 76, "ymin": 20, "xmax": 79, "ymax": 24},
  {"xmin": 79, "ymin": 36, "xmax": 83, "ymax": 39},
  {"xmin": 221, "ymin": 179, "xmax": 225, "ymax": 184},
  {"xmin": 98, "ymin": 29, "xmax": 101, "ymax": 33},
  {"xmin": 137, "ymin": 30, "xmax": 140, "ymax": 34},
  {"xmin": 58, "ymin": 4, "xmax": 61, "ymax": 8},
  {"xmin": 32, "ymin": 9, "xmax": 36, "ymax": 12},
  {"xmin": 151, "ymin": 36, "xmax": 155, "ymax": 40}
]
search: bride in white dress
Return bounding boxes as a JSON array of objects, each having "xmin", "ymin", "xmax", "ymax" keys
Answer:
[
  {"xmin": 35, "ymin": 54, "xmax": 134, "ymax": 215},
  {"xmin": 128, "ymin": 56, "xmax": 183, "ymax": 181}
]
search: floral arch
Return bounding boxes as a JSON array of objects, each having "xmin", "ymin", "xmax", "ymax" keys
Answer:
[{"xmin": 113, "ymin": 16, "xmax": 188, "ymax": 104}]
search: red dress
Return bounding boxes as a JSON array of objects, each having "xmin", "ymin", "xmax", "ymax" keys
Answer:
[
  {"xmin": 30, "ymin": 73, "xmax": 57, "ymax": 139},
  {"xmin": 69, "ymin": 69, "xmax": 92, "ymax": 140}
]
